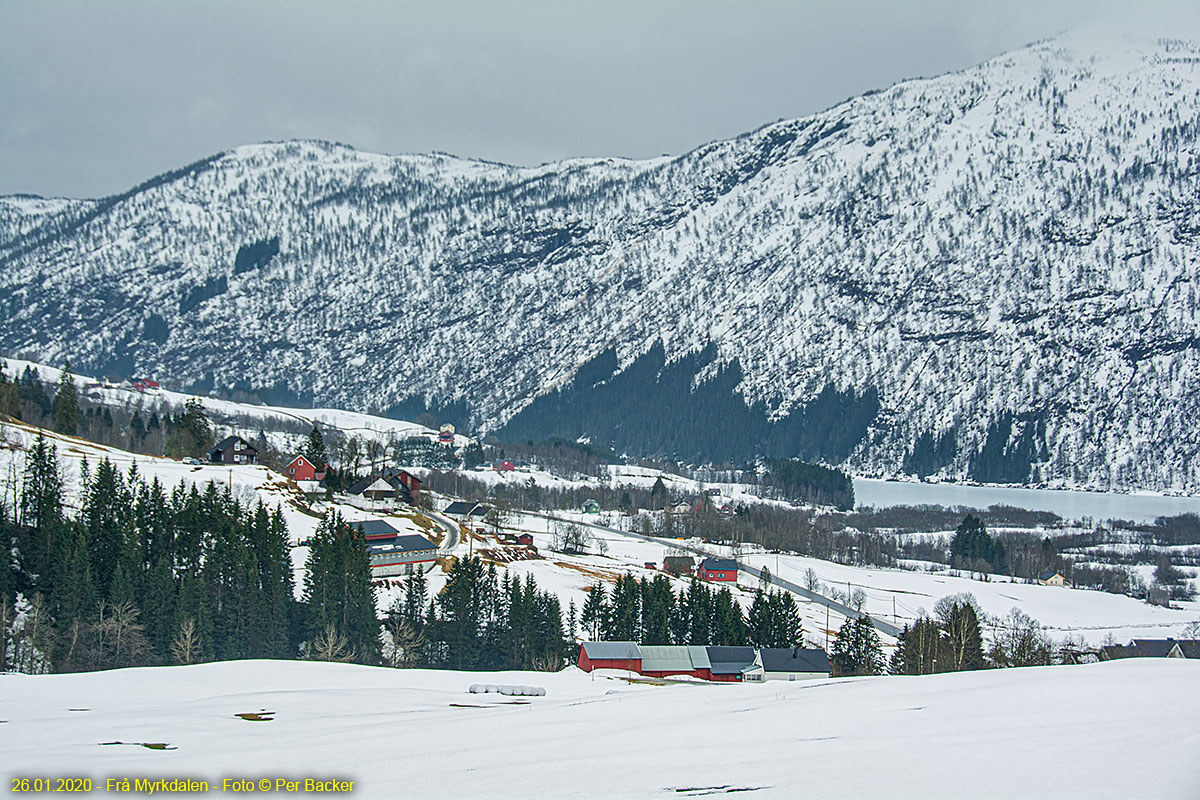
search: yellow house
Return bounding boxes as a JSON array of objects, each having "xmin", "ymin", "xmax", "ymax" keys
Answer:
[{"xmin": 1038, "ymin": 569, "xmax": 1066, "ymax": 586}]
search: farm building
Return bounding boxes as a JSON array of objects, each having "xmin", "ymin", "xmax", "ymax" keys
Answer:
[
  {"xmin": 207, "ymin": 435, "xmax": 258, "ymax": 465},
  {"xmin": 759, "ymin": 647, "xmax": 831, "ymax": 681},
  {"xmin": 705, "ymin": 646, "xmax": 760, "ymax": 682},
  {"xmin": 516, "ymin": 533, "xmax": 534, "ymax": 546},
  {"xmin": 444, "ymin": 501, "xmax": 490, "ymax": 519},
  {"xmin": 699, "ymin": 557, "xmax": 738, "ymax": 583},
  {"xmin": 582, "ymin": 499, "xmax": 601, "ymax": 514},
  {"xmin": 638, "ymin": 646, "xmax": 713, "ymax": 679},
  {"xmin": 577, "ymin": 642, "xmax": 642, "ymax": 673},
  {"xmin": 438, "ymin": 423, "xmax": 455, "ymax": 444},
  {"xmin": 1098, "ymin": 638, "xmax": 1200, "ymax": 660},
  {"xmin": 356, "ymin": 520, "xmax": 439, "ymax": 577},
  {"xmin": 663, "ymin": 555, "xmax": 695, "ymax": 576}
]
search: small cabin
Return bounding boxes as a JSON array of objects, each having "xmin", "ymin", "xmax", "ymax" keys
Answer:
[{"xmin": 1038, "ymin": 569, "xmax": 1066, "ymax": 587}]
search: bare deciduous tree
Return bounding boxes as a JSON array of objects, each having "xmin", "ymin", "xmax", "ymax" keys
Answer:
[
  {"xmin": 309, "ymin": 623, "xmax": 356, "ymax": 663},
  {"xmin": 171, "ymin": 617, "xmax": 200, "ymax": 665}
]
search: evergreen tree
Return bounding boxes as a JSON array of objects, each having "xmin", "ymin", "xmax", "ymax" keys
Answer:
[
  {"xmin": 937, "ymin": 596, "xmax": 985, "ymax": 671},
  {"xmin": 81, "ymin": 459, "xmax": 134, "ymax": 600},
  {"xmin": 580, "ymin": 582, "xmax": 606, "ymax": 640},
  {"xmin": 53, "ymin": 362, "xmax": 78, "ymax": 437},
  {"xmin": 430, "ymin": 554, "xmax": 487, "ymax": 669},
  {"xmin": 684, "ymin": 580, "xmax": 713, "ymax": 644},
  {"xmin": 302, "ymin": 426, "xmax": 328, "ymax": 468},
  {"xmin": 639, "ymin": 575, "xmax": 673, "ymax": 645},
  {"xmin": 711, "ymin": 587, "xmax": 747, "ymax": 645},
  {"xmin": 302, "ymin": 511, "xmax": 380, "ymax": 663},
  {"xmin": 830, "ymin": 615, "xmax": 885, "ymax": 677},
  {"xmin": 888, "ymin": 616, "xmax": 942, "ymax": 675},
  {"xmin": 604, "ymin": 573, "xmax": 641, "ymax": 641},
  {"xmin": 949, "ymin": 514, "xmax": 1005, "ymax": 573},
  {"xmin": 650, "ymin": 477, "xmax": 667, "ymax": 509},
  {"xmin": 747, "ymin": 591, "xmax": 773, "ymax": 647},
  {"xmin": 19, "ymin": 434, "xmax": 64, "ymax": 586}
]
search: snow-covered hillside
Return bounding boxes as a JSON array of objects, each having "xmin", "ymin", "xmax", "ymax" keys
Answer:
[
  {"xmin": 2, "ymin": 659, "xmax": 1197, "ymax": 798},
  {"xmin": 2, "ymin": 31, "xmax": 1199, "ymax": 490},
  {"xmin": 0, "ymin": 359, "xmax": 472, "ymax": 455}
]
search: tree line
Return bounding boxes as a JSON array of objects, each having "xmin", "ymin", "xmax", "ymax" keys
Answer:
[
  {"xmin": 0, "ymin": 436, "xmax": 574, "ymax": 674},
  {"xmin": 577, "ymin": 573, "xmax": 805, "ymax": 650}
]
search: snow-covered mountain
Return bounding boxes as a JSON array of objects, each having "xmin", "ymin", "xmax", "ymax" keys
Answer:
[{"xmin": 2, "ymin": 30, "xmax": 1200, "ymax": 491}]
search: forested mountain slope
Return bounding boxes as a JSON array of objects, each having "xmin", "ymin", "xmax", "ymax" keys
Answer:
[{"xmin": 2, "ymin": 31, "xmax": 1199, "ymax": 490}]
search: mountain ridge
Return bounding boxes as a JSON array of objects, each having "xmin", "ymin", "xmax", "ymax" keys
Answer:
[{"xmin": 2, "ymin": 30, "xmax": 1199, "ymax": 491}]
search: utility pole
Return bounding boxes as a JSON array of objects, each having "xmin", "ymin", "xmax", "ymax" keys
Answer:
[{"xmin": 825, "ymin": 603, "xmax": 830, "ymax": 651}]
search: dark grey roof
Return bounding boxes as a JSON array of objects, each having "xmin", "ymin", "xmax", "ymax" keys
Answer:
[
  {"xmin": 367, "ymin": 533, "xmax": 437, "ymax": 553},
  {"xmin": 354, "ymin": 519, "xmax": 403, "ymax": 537},
  {"xmin": 443, "ymin": 501, "xmax": 489, "ymax": 517},
  {"xmin": 1038, "ymin": 569, "xmax": 1063, "ymax": 581},
  {"xmin": 1098, "ymin": 644, "xmax": 1134, "ymax": 661},
  {"xmin": 346, "ymin": 473, "xmax": 403, "ymax": 495},
  {"xmin": 580, "ymin": 641, "xmax": 641, "ymax": 660},
  {"xmin": 1178, "ymin": 640, "xmax": 1200, "ymax": 659},
  {"xmin": 706, "ymin": 646, "xmax": 756, "ymax": 673},
  {"xmin": 760, "ymin": 647, "xmax": 830, "ymax": 674},
  {"xmin": 701, "ymin": 558, "xmax": 738, "ymax": 572},
  {"xmin": 1131, "ymin": 639, "xmax": 1180, "ymax": 658},
  {"xmin": 210, "ymin": 435, "xmax": 253, "ymax": 452}
]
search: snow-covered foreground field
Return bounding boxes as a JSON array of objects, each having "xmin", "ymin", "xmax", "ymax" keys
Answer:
[{"xmin": 2, "ymin": 659, "xmax": 1197, "ymax": 799}]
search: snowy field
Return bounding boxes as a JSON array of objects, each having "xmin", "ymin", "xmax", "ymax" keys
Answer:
[
  {"xmin": 502, "ymin": 512, "xmax": 1200, "ymax": 647},
  {"xmin": 2, "ymin": 659, "xmax": 1197, "ymax": 799}
]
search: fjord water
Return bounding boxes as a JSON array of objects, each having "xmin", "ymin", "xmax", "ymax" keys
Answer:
[{"xmin": 853, "ymin": 479, "xmax": 1200, "ymax": 524}]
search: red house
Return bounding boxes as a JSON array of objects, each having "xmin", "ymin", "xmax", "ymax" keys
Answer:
[
  {"xmin": 699, "ymin": 557, "xmax": 738, "ymax": 583},
  {"xmin": 516, "ymin": 533, "xmax": 534, "ymax": 546},
  {"xmin": 283, "ymin": 454, "xmax": 325, "ymax": 482},
  {"xmin": 492, "ymin": 460, "xmax": 516, "ymax": 472},
  {"xmin": 577, "ymin": 642, "xmax": 642, "ymax": 673}
]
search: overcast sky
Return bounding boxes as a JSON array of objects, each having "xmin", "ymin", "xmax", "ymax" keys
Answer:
[{"xmin": 1, "ymin": 0, "xmax": 1196, "ymax": 198}]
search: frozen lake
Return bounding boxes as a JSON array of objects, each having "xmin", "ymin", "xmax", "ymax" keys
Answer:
[{"xmin": 852, "ymin": 478, "xmax": 1200, "ymax": 524}]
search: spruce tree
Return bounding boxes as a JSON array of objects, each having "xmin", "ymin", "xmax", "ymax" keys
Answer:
[
  {"xmin": 831, "ymin": 615, "xmax": 885, "ymax": 677},
  {"xmin": 53, "ymin": 362, "xmax": 78, "ymax": 436},
  {"xmin": 580, "ymin": 582, "xmax": 606, "ymax": 640},
  {"xmin": 19, "ymin": 434, "xmax": 64, "ymax": 586},
  {"xmin": 302, "ymin": 426, "xmax": 328, "ymax": 468},
  {"xmin": 711, "ymin": 587, "xmax": 747, "ymax": 645},
  {"xmin": 303, "ymin": 511, "xmax": 380, "ymax": 664}
]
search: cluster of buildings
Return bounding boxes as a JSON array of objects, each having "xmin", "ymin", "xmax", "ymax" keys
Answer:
[
  {"xmin": 659, "ymin": 554, "xmax": 739, "ymax": 583},
  {"xmin": 578, "ymin": 642, "xmax": 830, "ymax": 682}
]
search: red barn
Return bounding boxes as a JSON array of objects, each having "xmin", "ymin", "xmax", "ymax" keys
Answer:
[
  {"xmin": 698, "ymin": 557, "xmax": 738, "ymax": 583},
  {"xmin": 492, "ymin": 460, "xmax": 516, "ymax": 472},
  {"xmin": 577, "ymin": 642, "xmax": 642, "ymax": 673},
  {"xmin": 283, "ymin": 454, "xmax": 325, "ymax": 482},
  {"xmin": 516, "ymin": 533, "xmax": 534, "ymax": 546}
]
